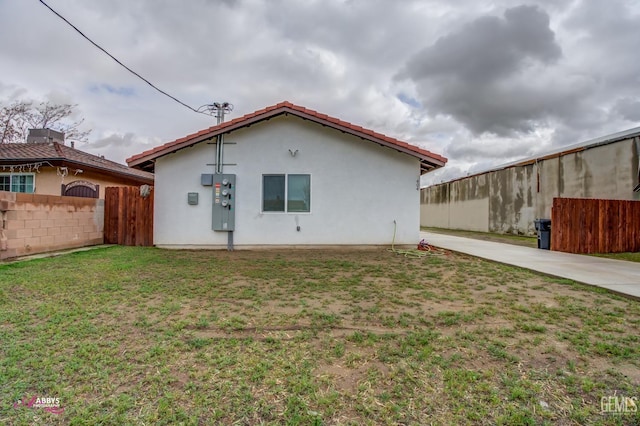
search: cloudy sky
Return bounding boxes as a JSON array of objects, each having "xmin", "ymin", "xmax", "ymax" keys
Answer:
[{"xmin": 1, "ymin": 0, "xmax": 639, "ymax": 185}]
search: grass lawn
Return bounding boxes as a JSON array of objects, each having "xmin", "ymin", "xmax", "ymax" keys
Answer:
[
  {"xmin": 594, "ymin": 252, "xmax": 640, "ymax": 263},
  {"xmin": 1, "ymin": 246, "xmax": 639, "ymax": 425}
]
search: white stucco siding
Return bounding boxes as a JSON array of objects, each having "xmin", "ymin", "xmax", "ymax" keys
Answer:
[{"xmin": 154, "ymin": 115, "xmax": 420, "ymax": 247}]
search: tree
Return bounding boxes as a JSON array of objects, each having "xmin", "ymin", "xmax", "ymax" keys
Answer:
[
  {"xmin": 0, "ymin": 100, "xmax": 90, "ymax": 145},
  {"xmin": 0, "ymin": 101, "xmax": 29, "ymax": 144}
]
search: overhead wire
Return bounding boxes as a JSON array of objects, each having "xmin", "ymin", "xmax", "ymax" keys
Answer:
[{"xmin": 37, "ymin": 0, "xmax": 213, "ymax": 116}]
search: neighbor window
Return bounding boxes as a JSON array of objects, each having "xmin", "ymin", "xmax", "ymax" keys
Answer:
[
  {"xmin": 0, "ymin": 174, "xmax": 35, "ymax": 193},
  {"xmin": 262, "ymin": 174, "xmax": 311, "ymax": 212}
]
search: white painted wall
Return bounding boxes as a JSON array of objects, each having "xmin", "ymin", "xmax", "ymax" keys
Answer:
[{"xmin": 154, "ymin": 115, "xmax": 421, "ymax": 247}]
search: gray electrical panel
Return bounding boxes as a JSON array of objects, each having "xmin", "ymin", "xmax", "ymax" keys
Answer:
[
  {"xmin": 212, "ymin": 174, "xmax": 235, "ymax": 231},
  {"xmin": 201, "ymin": 174, "xmax": 214, "ymax": 186},
  {"xmin": 187, "ymin": 192, "xmax": 199, "ymax": 205}
]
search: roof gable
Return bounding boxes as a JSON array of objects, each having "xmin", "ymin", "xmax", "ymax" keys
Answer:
[{"xmin": 127, "ymin": 101, "xmax": 447, "ymax": 174}]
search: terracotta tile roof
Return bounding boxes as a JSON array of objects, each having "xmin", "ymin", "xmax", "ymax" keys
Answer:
[
  {"xmin": 0, "ymin": 142, "xmax": 154, "ymax": 184},
  {"xmin": 127, "ymin": 101, "xmax": 447, "ymax": 174}
]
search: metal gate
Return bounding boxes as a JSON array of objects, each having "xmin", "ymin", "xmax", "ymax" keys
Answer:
[{"xmin": 61, "ymin": 180, "xmax": 99, "ymax": 198}]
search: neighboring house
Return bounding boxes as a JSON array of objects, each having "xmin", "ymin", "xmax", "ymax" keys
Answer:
[
  {"xmin": 0, "ymin": 130, "xmax": 154, "ymax": 199},
  {"xmin": 127, "ymin": 101, "xmax": 446, "ymax": 248},
  {"xmin": 421, "ymin": 126, "xmax": 640, "ymax": 235}
]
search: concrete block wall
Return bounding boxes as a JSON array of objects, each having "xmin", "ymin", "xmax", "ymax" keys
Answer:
[{"xmin": 0, "ymin": 191, "xmax": 104, "ymax": 260}]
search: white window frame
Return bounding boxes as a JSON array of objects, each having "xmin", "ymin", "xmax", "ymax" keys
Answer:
[
  {"xmin": 261, "ymin": 173, "xmax": 311, "ymax": 214},
  {"xmin": 0, "ymin": 173, "xmax": 35, "ymax": 193}
]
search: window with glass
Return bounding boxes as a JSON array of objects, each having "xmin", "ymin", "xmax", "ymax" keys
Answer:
[
  {"xmin": 0, "ymin": 174, "xmax": 35, "ymax": 193},
  {"xmin": 263, "ymin": 175, "xmax": 286, "ymax": 212},
  {"xmin": 262, "ymin": 174, "xmax": 310, "ymax": 212},
  {"xmin": 0, "ymin": 175, "xmax": 9, "ymax": 192}
]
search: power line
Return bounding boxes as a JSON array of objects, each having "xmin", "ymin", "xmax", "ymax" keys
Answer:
[{"xmin": 37, "ymin": 0, "xmax": 213, "ymax": 116}]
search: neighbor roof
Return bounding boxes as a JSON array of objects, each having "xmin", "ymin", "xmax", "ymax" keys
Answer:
[
  {"xmin": 127, "ymin": 101, "xmax": 447, "ymax": 174},
  {"xmin": 0, "ymin": 142, "xmax": 154, "ymax": 184}
]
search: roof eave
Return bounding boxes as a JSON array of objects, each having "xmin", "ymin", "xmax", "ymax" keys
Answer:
[
  {"xmin": 127, "ymin": 109, "xmax": 287, "ymax": 168},
  {"xmin": 128, "ymin": 105, "xmax": 448, "ymax": 172},
  {"xmin": 420, "ymin": 160, "xmax": 446, "ymax": 175},
  {"xmin": 288, "ymin": 108, "xmax": 448, "ymax": 169},
  {"xmin": 61, "ymin": 160, "xmax": 155, "ymax": 184},
  {"xmin": 0, "ymin": 157, "xmax": 153, "ymax": 184}
]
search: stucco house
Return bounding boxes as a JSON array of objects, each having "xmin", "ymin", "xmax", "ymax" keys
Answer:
[
  {"xmin": 127, "ymin": 101, "xmax": 446, "ymax": 248},
  {"xmin": 421, "ymin": 126, "xmax": 640, "ymax": 235},
  {"xmin": 0, "ymin": 129, "xmax": 154, "ymax": 199}
]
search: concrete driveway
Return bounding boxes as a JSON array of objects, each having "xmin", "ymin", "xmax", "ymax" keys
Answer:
[{"xmin": 420, "ymin": 231, "xmax": 640, "ymax": 299}]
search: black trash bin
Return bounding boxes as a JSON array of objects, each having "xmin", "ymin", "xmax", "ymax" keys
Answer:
[{"xmin": 534, "ymin": 219, "xmax": 551, "ymax": 250}]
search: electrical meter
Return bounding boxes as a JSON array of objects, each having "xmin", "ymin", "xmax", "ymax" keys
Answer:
[{"xmin": 212, "ymin": 174, "xmax": 235, "ymax": 231}]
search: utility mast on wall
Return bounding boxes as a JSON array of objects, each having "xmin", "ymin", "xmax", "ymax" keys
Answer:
[
  {"xmin": 203, "ymin": 102, "xmax": 235, "ymax": 251},
  {"xmin": 212, "ymin": 102, "xmax": 233, "ymax": 125},
  {"xmin": 209, "ymin": 102, "xmax": 233, "ymax": 174}
]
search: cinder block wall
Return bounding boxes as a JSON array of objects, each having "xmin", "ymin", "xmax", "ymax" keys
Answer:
[{"xmin": 0, "ymin": 191, "xmax": 104, "ymax": 260}]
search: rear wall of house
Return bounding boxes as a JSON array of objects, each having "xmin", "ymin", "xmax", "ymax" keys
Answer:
[
  {"xmin": 34, "ymin": 168, "xmax": 147, "ymax": 198},
  {"xmin": 154, "ymin": 115, "xmax": 422, "ymax": 247},
  {"xmin": 421, "ymin": 136, "xmax": 640, "ymax": 234}
]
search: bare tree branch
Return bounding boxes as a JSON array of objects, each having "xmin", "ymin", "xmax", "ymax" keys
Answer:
[
  {"xmin": 0, "ymin": 101, "xmax": 31, "ymax": 144},
  {"xmin": 0, "ymin": 100, "xmax": 91, "ymax": 145}
]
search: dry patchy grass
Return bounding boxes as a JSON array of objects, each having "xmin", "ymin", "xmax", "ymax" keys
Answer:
[{"xmin": 0, "ymin": 246, "xmax": 639, "ymax": 425}]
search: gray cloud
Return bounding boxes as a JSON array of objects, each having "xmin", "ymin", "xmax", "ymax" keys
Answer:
[
  {"xmin": 614, "ymin": 98, "xmax": 640, "ymax": 122},
  {"xmin": 445, "ymin": 136, "xmax": 536, "ymax": 163},
  {"xmin": 91, "ymin": 132, "xmax": 137, "ymax": 149},
  {"xmin": 398, "ymin": 5, "xmax": 567, "ymax": 136},
  {"xmin": 84, "ymin": 132, "xmax": 158, "ymax": 165},
  {"xmin": 2, "ymin": 0, "xmax": 640, "ymax": 183},
  {"xmin": 400, "ymin": 5, "xmax": 560, "ymax": 84},
  {"xmin": 262, "ymin": 0, "xmax": 435, "ymax": 68}
]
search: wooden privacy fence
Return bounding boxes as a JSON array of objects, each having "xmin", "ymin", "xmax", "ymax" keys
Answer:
[
  {"xmin": 104, "ymin": 186, "xmax": 153, "ymax": 246},
  {"xmin": 551, "ymin": 198, "xmax": 640, "ymax": 254}
]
